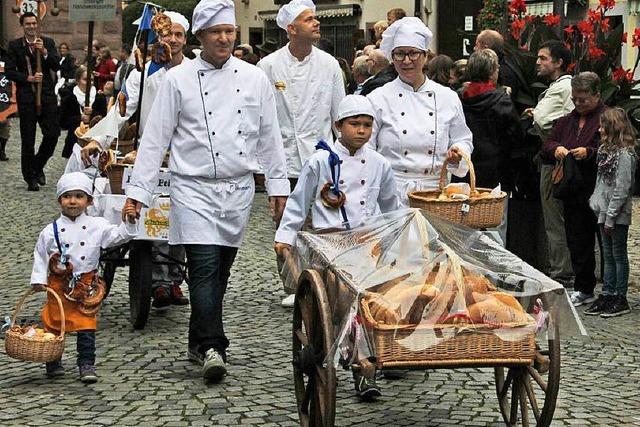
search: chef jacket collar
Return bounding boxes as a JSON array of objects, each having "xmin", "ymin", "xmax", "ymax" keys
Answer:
[
  {"xmin": 58, "ymin": 212, "xmax": 88, "ymax": 223},
  {"xmin": 335, "ymin": 140, "xmax": 366, "ymax": 158},
  {"xmin": 395, "ymin": 75, "xmax": 436, "ymax": 94},
  {"xmin": 284, "ymin": 43, "xmax": 313, "ymax": 64},
  {"xmin": 196, "ymin": 53, "xmax": 236, "ymax": 70}
]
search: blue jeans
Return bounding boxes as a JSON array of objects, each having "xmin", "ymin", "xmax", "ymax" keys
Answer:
[
  {"xmin": 600, "ymin": 224, "xmax": 630, "ymax": 297},
  {"xmin": 184, "ymin": 245, "xmax": 238, "ymax": 361}
]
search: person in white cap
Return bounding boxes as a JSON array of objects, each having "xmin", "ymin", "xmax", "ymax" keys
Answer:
[
  {"xmin": 123, "ymin": 0, "xmax": 289, "ymax": 383},
  {"xmin": 368, "ymin": 17, "xmax": 473, "ymax": 206},
  {"xmin": 30, "ymin": 172, "xmax": 138, "ymax": 383},
  {"xmin": 74, "ymin": 11, "xmax": 193, "ymax": 308},
  {"xmin": 257, "ymin": 0, "xmax": 345, "ymax": 184}
]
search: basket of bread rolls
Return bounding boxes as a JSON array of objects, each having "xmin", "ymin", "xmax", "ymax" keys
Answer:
[
  {"xmin": 408, "ymin": 152, "xmax": 507, "ymax": 228},
  {"xmin": 110, "ymin": 124, "xmax": 137, "ymax": 156},
  {"xmin": 359, "ymin": 246, "xmax": 536, "ymax": 365},
  {"xmin": 4, "ymin": 288, "xmax": 66, "ymax": 363}
]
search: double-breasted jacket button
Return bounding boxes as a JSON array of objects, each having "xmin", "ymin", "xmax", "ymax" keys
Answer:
[
  {"xmin": 80, "ymin": 256, "xmax": 85, "ymax": 260},
  {"xmin": 404, "ymin": 150, "xmax": 408, "ymax": 155},
  {"xmin": 401, "ymin": 112, "xmax": 405, "ymax": 116},
  {"xmin": 360, "ymin": 200, "xmax": 365, "ymax": 205},
  {"xmin": 361, "ymin": 159, "xmax": 366, "ymax": 164},
  {"xmin": 80, "ymin": 242, "xmax": 85, "ymax": 246},
  {"xmin": 430, "ymin": 130, "xmax": 435, "ymax": 135},
  {"xmin": 60, "ymin": 228, "xmax": 65, "ymax": 232},
  {"xmin": 428, "ymin": 93, "xmax": 433, "ymax": 97},
  {"xmin": 429, "ymin": 112, "xmax": 434, "ymax": 116},
  {"xmin": 361, "ymin": 179, "xmax": 365, "ymax": 185},
  {"xmin": 339, "ymin": 180, "xmax": 344, "ymax": 184},
  {"xmin": 200, "ymin": 72, "xmax": 204, "ymax": 77},
  {"xmin": 398, "ymin": 93, "xmax": 403, "ymax": 97},
  {"xmin": 82, "ymin": 226, "xmax": 87, "ymax": 230},
  {"xmin": 65, "ymin": 244, "xmax": 69, "ymax": 248},
  {"xmin": 204, "ymin": 92, "xmax": 208, "ymax": 95},
  {"xmin": 428, "ymin": 150, "xmax": 433, "ymax": 155},
  {"xmin": 402, "ymin": 130, "xmax": 407, "ymax": 134}
]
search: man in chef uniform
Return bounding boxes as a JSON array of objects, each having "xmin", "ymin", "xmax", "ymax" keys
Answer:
[
  {"xmin": 257, "ymin": 0, "xmax": 345, "ymax": 307},
  {"xmin": 367, "ymin": 17, "xmax": 473, "ymax": 206},
  {"xmin": 123, "ymin": 0, "xmax": 290, "ymax": 382},
  {"xmin": 73, "ymin": 12, "xmax": 193, "ymax": 308}
]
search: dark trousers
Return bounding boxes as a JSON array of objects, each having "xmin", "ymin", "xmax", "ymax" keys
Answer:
[
  {"xmin": 563, "ymin": 197, "xmax": 597, "ymax": 294},
  {"xmin": 62, "ymin": 130, "xmax": 77, "ymax": 159},
  {"xmin": 46, "ymin": 330, "xmax": 95, "ymax": 368},
  {"xmin": 184, "ymin": 244, "xmax": 238, "ymax": 361},
  {"xmin": 18, "ymin": 101, "xmax": 60, "ymax": 181}
]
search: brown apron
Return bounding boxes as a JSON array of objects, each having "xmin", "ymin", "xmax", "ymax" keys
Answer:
[{"xmin": 42, "ymin": 269, "xmax": 100, "ymax": 334}]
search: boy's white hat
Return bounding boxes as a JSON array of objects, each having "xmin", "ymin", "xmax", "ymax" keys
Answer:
[
  {"xmin": 192, "ymin": 0, "xmax": 235, "ymax": 34},
  {"xmin": 56, "ymin": 172, "xmax": 93, "ymax": 198},
  {"xmin": 380, "ymin": 17, "xmax": 433, "ymax": 61},
  {"xmin": 276, "ymin": 0, "xmax": 315, "ymax": 30},
  {"xmin": 336, "ymin": 95, "xmax": 375, "ymax": 121}
]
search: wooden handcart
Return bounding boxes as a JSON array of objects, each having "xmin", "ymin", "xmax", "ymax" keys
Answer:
[{"xmin": 284, "ymin": 211, "xmax": 563, "ymax": 427}]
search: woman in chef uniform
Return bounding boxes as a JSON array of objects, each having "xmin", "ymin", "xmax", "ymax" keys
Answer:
[{"xmin": 367, "ymin": 17, "xmax": 474, "ymax": 207}]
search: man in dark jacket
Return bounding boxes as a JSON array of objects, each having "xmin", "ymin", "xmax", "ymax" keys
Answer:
[
  {"xmin": 5, "ymin": 12, "xmax": 60, "ymax": 191},
  {"xmin": 360, "ymin": 49, "xmax": 397, "ymax": 96}
]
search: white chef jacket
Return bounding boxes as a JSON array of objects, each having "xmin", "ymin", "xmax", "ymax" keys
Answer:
[
  {"xmin": 275, "ymin": 141, "xmax": 400, "ymax": 245},
  {"xmin": 31, "ymin": 213, "xmax": 138, "ymax": 285},
  {"xmin": 368, "ymin": 77, "xmax": 474, "ymax": 206},
  {"xmin": 257, "ymin": 45, "xmax": 346, "ymax": 177},
  {"xmin": 126, "ymin": 55, "xmax": 289, "ymax": 247}
]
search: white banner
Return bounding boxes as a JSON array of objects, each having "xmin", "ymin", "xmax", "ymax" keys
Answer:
[
  {"xmin": 69, "ymin": 0, "xmax": 117, "ymax": 22},
  {"xmin": 122, "ymin": 167, "xmax": 171, "ymax": 196}
]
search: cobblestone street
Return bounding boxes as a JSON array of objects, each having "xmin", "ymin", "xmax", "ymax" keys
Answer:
[{"xmin": 1, "ymin": 121, "xmax": 639, "ymax": 426}]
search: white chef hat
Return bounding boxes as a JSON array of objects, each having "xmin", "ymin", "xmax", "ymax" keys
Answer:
[
  {"xmin": 276, "ymin": 0, "xmax": 316, "ymax": 30},
  {"xmin": 380, "ymin": 17, "xmax": 433, "ymax": 61},
  {"xmin": 164, "ymin": 11, "xmax": 190, "ymax": 33},
  {"xmin": 192, "ymin": 0, "xmax": 235, "ymax": 34},
  {"xmin": 56, "ymin": 172, "xmax": 94, "ymax": 198},
  {"xmin": 336, "ymin": 95, "xmax": 375, "ymax": 121}
]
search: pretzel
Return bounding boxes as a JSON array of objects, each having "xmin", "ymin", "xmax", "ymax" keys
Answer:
[
  {"xmin": 134, "ymin": 48, "xmax": 144, "ymax": 72},
  {"xmin": 151, "ymin": 12, "xmax": 172, "ymax": 37},
  {"xmin": 98, "ymin": 149, "xmax": 117, "ymax": 173},
  {"xmin": 151, "ymin": 40, "xmax": 172, "ymax": 65},
  {"xmin": 117, "ymin": 92, "xmax": 127, "ymax": 117},
  {"xmin": 320, "ymin": 182, "xmax": 346, "ymax": 209},
  {"xmin": 122, "ymin": 150, "xmax": 137, "ymax": 165}
]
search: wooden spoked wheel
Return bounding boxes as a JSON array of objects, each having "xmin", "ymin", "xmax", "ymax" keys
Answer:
[
  {"xmin": 292, "ymin": 270, "xmax": 336, "ymax": 427},
  {"xmin": 128, "ymin": 240, "xmax": 153, "ymax": 330},
  {"xmin": 495, "ymin": 312, "xmax": 561, "ymax": 426}
]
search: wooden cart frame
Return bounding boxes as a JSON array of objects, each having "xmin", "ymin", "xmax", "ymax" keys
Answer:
[{"xmin": 290, "ymin": 264, "xmax": 561, "ymax": 427}]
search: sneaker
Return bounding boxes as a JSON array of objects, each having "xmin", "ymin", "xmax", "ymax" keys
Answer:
[
  {"xmin": 570, "ymin": 291, "xmax": 597, "ymax": 307},
  {"xmin": 584, "ymin": 294, "xmax": 613, "ymax": 316},
  {"xmin": 170, "ymin": 284, "xmax": 189, "ymax": 305},
  {"xmin": 202, "ymin": 348, "xmax": 226, "ymax": 382},
  {"xmin": 79, "ymin": 364, "xmax": 98, "ymax": 383},
  {"xmin": 46, "ymin": 360, "xmax": 65, "ymax": 378},
  {"xmin": 187, "ymin": 347, "xmax": 204, "ymax": 365},
  {"xmin": 152, "ymin": 287, "xmax": 171, "ymax": 308},
  {"xmin": 281, "ymin": 294, "xmax": 295, "ymax": 308},
  {"xmin": 353, "ymin": 371, "xmax": 382, "ymax": 401},
  {"xmin": 600, "ymin": 296, "xmax": 631, "ymax": 318}
]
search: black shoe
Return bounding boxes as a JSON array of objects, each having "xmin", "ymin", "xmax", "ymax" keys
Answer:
[
  {"xmin": 27, "ymin": 179, "xmax": 40, "ymax": 191},
  {"xmin": 79, "ymin": 364, "xmax": 98, "ymax": 383},
  {"xmin": 37, "ymin": 172, "xmax": 46, "ymax": 186},
  {"xmin": 46, "ymin": 360, "xmax": 65, "ymax": 378},
  {"xmin": 584, "ymin": 294, "xmax": 613, "ymax": 316},
  {"xmin": 0, "ymin": 139, "xmax": 7, "ymax": 161},
  {"xmin": 353, "ymin": 371, "xmax": 382, "ymax": 401},
  {"xmin": 600, "ymin": 295, "xmax": 631, "ymax": 318}
]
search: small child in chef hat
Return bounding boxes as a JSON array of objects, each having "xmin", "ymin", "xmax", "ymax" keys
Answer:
[
  {"xmin": 274, "ymin": 95, "xmax": 400, "ymax": 400},
  {"xmin": 30, "ymin": 172, "xmax": 138, "ymax": 383}
]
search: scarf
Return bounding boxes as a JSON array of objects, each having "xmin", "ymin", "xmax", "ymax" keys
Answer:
[
  {"xmin": 462, "ymin": 81, "xmax": 496, "ymax": 99},
  {"xmin": 73, "ymin": 85, "xmax": 96, "ymax": 109},
  {"xmin": 597, "ymin": 144, "xmax": 635, "ymax": 185}
]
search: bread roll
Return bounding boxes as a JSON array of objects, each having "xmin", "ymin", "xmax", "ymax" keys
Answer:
[
  {"xmin": 467, "ymin": 297, "xmax": 531, "ymax": 325},
  {"xmin": 491, "ymin": 292, "xmax": 524, "ymax": 312}
]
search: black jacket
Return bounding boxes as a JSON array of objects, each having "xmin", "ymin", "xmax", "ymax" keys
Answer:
[
  {"xmin": 59, "ymin": 54, "xmax": 77, "ymax": 81},
  {"xmin": 459, "ymin": 87, "xmax": 524, "ymax": 191},
  {"xmin": 361, "ymin": 65, "xmax": 398, "ymax": 96},
  {"xmin": 58, "ymin": 83, "xmax": 107, "ymax": 131},
  {"xmin": 4, "ymin": 36, "xmax": 60, "ymax": 104}
]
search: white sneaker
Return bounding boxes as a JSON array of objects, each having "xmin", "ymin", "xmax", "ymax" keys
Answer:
[
  {"xmin": 281, "ymin": 294, "xmax": 295, "ymax": 308},
  {"xmin": 202, "ymin": 348, "xmax": 226, "ymax": 382},
  {"xmin": 570, "ymin": 291, "xmax": 597, "ymax": 307}
]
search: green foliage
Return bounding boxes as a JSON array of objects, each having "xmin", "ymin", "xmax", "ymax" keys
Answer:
[
  {"xmin": 122, "ymin": 1, "xmax": 199, "ymax": 46},
  {"xmin": 477, "ymin": 0, "xmax": 507, "ymax": 32}
]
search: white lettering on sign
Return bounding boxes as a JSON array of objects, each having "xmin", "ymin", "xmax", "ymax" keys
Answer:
[
  {"xmin": 69, "ymin": 0, "xmax": 117, "ymax": 22},
  {"xmin": 465, "ymin": 16, "xmax": 473, "ymax": 32},
  {"xmin": 122, "ymin": 166, "xmax": 171, "ymax": 195}
]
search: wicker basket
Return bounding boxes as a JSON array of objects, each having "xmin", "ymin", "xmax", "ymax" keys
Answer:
[
  {"xmin": 360, "ymin": 297, "xmax": 536, "ymax": 368},
  {"xmin": 107, "ymin": 163, "xmax": 128, "ymax": 195},
  {"xmin": 4, "ymin": 288, "xmax": 66, "ymax": 363},
  {"xmin": 110, "ymin": 139, "xmax": 135, "ymax": 155},
  {"xmin": 408, "ymin": 152, "xmax": 507, "ymax": 229}
]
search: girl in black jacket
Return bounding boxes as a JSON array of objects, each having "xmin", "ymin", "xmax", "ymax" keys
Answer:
[{"xmin": 59, "ymin": 67, "xmax": 106, "ymax": 158}]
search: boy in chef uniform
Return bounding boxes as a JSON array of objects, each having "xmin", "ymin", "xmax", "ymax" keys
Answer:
[
  {"xmin": 31, "ymin": 172, "xmax": 138, "ymax": 383},
  {"xmin": 274, "ymin": 95, "xmax": 400, "ymax": 400}
]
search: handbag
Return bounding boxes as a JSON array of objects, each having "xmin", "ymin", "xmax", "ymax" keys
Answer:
[{"xmin": 552, "ymin": 153, "xmax": 584, "ymax": 200}]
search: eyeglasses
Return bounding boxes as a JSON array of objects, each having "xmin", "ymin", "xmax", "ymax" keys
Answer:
[{"xmin": 392, "ymin": 50, "xmax": 424, "ymax": 62}]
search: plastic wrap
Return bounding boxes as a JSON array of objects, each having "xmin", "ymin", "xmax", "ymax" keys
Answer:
[{"xmin": 282, "ymin": 208, "xmax": 586, "ymax": 368}]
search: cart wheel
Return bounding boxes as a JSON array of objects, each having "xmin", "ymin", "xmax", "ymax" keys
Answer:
[
  {"xmin": 292, "ymin": 270, "xmax": 336, "ymax": 427},
  {"xmin": 495, "ymin": 313, "xmax": 560, "ymax": 427},
  {"xmin": 128, "ymin": 241, "xmax": 153, "ymax": 330}
]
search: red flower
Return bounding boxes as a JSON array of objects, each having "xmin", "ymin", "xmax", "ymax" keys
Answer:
[
  {"xmin": 612, "ymin": 67, "xmax": 633, "ymax": 83},
  {"xmin": 588, "ymin": 44, "xmax": 606, "ymax": 59},
  {"xmin": 621, "ymin": 32, "xmax": 627, "ymax": 44},
  {"xmin": 633, "ymin": 28, "xmax": 640, "ymax": 47},
  {"xmin": 543, "ymin": 14, "xmax": 561, "ymax": 27},
  {"xmin": 525, "ymin": 15, "xmax": 536, "ymax": 24},
  {"xmin": 600, "ymin": 18, "xmax": 610, "ymax": 33},
  {"xmin": 510, "ymin": 18, "xmax": 526, "ymax": 40},
  {"xmin": 567, "ymin": 62, "xmax": 577, "ymax": 73},
  {"xmin": 598, "ymin": 0, "xmax": 615, "ymax": 9},
  {"xmin": 508, "ymin": 0, "xmax": 527, "ymax": 14},
  {"xmin": 587, "ymin": 9, "xmax": 601, "ymax": 23},
  {"xmin": 564, "ymin": 25, "xmax": 575, "ymax": 36},
  {"xmin": 577, "ymin": 20, "xmax": 595, "ymax": 37}
]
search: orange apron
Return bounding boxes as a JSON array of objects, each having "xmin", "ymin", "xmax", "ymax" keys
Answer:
[{"xmin": 42, "ymin": 270, "xmax": 99, "ymax": 333}]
